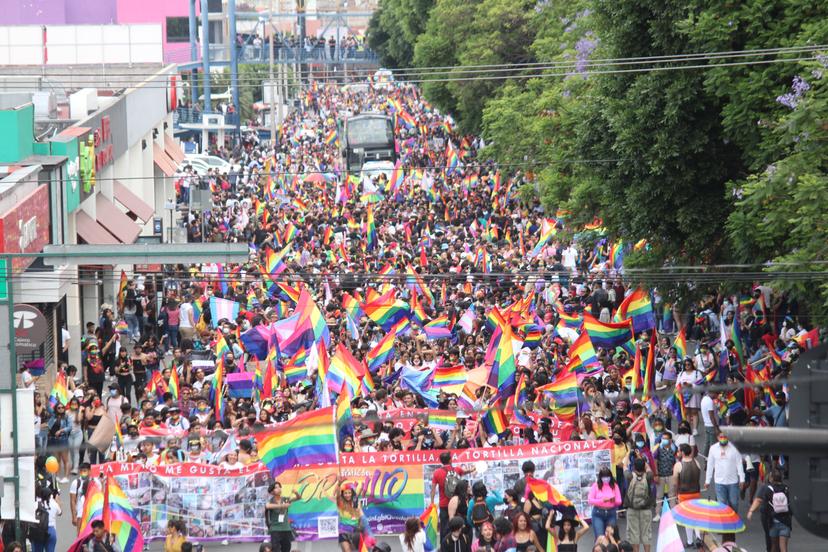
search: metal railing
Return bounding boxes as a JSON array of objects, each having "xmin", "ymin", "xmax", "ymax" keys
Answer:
[{"xmin": 173, "ymin": 108, "xmax": 240, "ymax": 128}]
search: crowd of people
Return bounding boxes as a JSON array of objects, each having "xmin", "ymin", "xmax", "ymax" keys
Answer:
[{"xmin": 4, "ymin": 79, "xmax": 821, "ymax": 552}]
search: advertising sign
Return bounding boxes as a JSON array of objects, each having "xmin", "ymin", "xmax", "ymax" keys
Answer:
[
  {"xmin": 90, "ymin": 441, "xmax": 611, "ymax": 544},
  {"xmin": 0, "ymin": 185, "xmax": 51, "ymax": 273},
  {"xmin": 49, "ymin": 136, "xmax": 81, "ymax": 213},
  {"xmin": 13, "ymin": 304, "xmax": 49, "ymax": 353}
]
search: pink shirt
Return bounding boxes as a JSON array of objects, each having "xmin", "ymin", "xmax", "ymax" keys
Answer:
[{"xmin": 588, "ymin": 481, "xmax": 622, "ymax": 509}]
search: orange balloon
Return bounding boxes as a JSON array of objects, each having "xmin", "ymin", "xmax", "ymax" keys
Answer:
[{"xmin": 45, "ymin": 456, "xmax": 59, "ymax": 474}]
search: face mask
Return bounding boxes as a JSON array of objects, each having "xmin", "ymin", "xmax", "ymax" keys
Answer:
[
  {"xmin": 601, "ymin": 476, "xmax": 611, "ymax": 484},
  {"xmin": 718, "ymin": 438, "xmax": 728, "ymax": 446},
  {"xmin": 661, "ymin": 438, "xmax": 670, "ymax": 446},
  {"xmin": 635, "ymin": 441, "xmax": 645, "ymax": 448},
  {"xmin": 110, "ymin": 390, "xmax": 118, "ymax": 397}
]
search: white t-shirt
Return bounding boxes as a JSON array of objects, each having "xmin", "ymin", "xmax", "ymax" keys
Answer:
[
  {"xmin": 700, "ymin": 395, "xmax": 717, "ymax": 428},
  {"xmin": 562, "ymin": 247, "xmax": 578, "ymax": 269},
  {"xmin": 400, "ymin": 530, "xmax": 426, "ymax": 552},
  {"xmin": 179, "ymin": 302, "xmax": 195, "ymax": 329}
]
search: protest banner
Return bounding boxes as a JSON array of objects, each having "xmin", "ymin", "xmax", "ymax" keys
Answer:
[{"xmin": 90, "ymin": 440, "xmax": 611, "ymax": 542}]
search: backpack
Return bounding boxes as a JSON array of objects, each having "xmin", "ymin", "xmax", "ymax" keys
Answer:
[
  {"xmin": 626, "ymin": 473, "xmax": 652, "ymax": 510},
  {"xmin": 470, "ymin": 499, "xmax": 493, "ymax": 527},
  {"xmin": 26, "ymin": 499, "xmax": 49, "ymax": 542},
  {"xmin": 443, "ymin": 468, "xmax": 462, "ymax": 498},
  {"xmin": 768, "ymin": 484, "xmax": 790, "ymax": 515}
]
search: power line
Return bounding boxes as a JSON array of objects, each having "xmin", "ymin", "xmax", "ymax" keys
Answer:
[
  {"xmin": 14, "ymin": 44, "xmax": 826, "ymax": 81},
  {"xmin": 1, "ymin": 52, "xmax": 821, "ymax": 90}
]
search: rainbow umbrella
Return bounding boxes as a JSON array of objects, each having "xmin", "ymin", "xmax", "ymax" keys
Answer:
[{"xmin": 671, "ymin": 499, "xmax": 745, "ymax": 533}]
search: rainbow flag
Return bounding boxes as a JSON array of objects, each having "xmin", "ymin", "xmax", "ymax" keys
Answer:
[
  {"xmin": 537, "ymin": 371, "xmax": 579, "ymax": 406},
  {"xmin": 256, "ymin": 407, "xmax": 338, "ymax": 478},
  {"xmin": 423, "ymin": 316, "xmax": 452, "ymax": 339},
  {"xmin": 433, "ymin": 364, "xmax": 467, "ymax": 390},
  {"xmin": 295, "ymin": 289, "xmax": 331, "ymax": 347},
  {"xmin": 530, "ymin": 218, "xmax": 557, "ymax": 258},
  {"xmin": 609, "ymin": 241, "xmax": 624, "ymax": 268},
  {"xmin": 389, "ymin": 160, "xmax": 405, "ymax": 195},
  {"xmin": 480, "ymin": 401, "xmax": 509, "ymax": 436},
  {"xmin": 570, "ymin": 331, "xmax": 599, "ymax": 368},
  {"xmin": 168, "ymin": 367, "xmax": 179, "ymax": 400},
  {"xmin": 117, "ymin": 269, "xmax": 128, "ymax": 313},
  {"xmin": 328, "ymin": 343, "xmax": 366, "ymax": 396},
  {"xmin": 673, "ymin": 327, "xmax": 687, "ymax": 359},
  {"xmin": 614, "ymin": 288, "xmax": 655, "ymax": 333},
  {"xmin": 324, "ymin": 128, "xmax": 338, "ymax": 146},
  {"xmin": 215, "ymin": 334, "xmax": 230, "ymax": 359},
  {"xmin": 583, "ymin": 313, "xmax": 634, "ymax": 351},
  {"xmin": 282, "ymin": 347, "xmax": 308, "ymax": 386},
  {"xmin": 48, "ymin": 372, "xmax": 70, "ymax": 407},
  {"xmin": 420, "ymin": 504, "xmax": 439, "ymax": 552},
  {"xmin": 363, "ymin": 289, "xmax": 410, "ymax": 331},
  {"xmin": 428, "ymin": 410, "xmax": 456, "ymax": 432},
  {"xmin": 265, "ymin": 244, "xmax": 290, "ymax": 276},
  {"xmin": 335, "ymin": 388, "xmax": 354, "ymax": 445},
  {"xmin": 642, "ymin": 339, "xmax": 656, "ymax": 402},
  {"xmin": 365, "ymin": 204, "xmax": 377, "ymax": 251},
  {"xmin": 524, "ymin": 476, "xmax": 575, "ymax": 509},
  {"xmin": 409, "ymin": 293, "xmax": 428, "ymax": 325},
  {"xmin": 68, "ymin": 477, "xmax": 144, "ymax": 552},
  {"xmin": 485, "ymin": 308, "xmax": 520, "ymax": 399},
  {"xmin": 342, "ymin": 292, "xmax": 365, "ymax": 322},
  {"xmin": 213, "ymin": 356, "xmax": 225, "ymax": 421},
  {"xmin": 366, "ymin": 330, "xmax": 396, "ymax": 372},
  {"xmin": 446, "ymin": 141, "xmax": 460, "ymax": 174},
  {"xmin": 665, "ymin": 391, "xmax": 686, "ymax": 424},
  {"xmin": 556, "ymin": 309, "xmax": 583, "ymax": 332}
]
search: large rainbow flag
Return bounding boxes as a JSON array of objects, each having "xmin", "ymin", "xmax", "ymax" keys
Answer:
[
  {"xmin": 67, "ymin": 477, "xmax": 144, "ymax": 552},
  {"xmin": 583, "ymin": 313, "xmax": 634, "ymax": 351},
  {"xmin": 614, "ymin": 288, "xmax": 656, "ymax": 333},
  {"xmin": 256, "ymin": 407, "xmax": 338, "ymax": 478}
]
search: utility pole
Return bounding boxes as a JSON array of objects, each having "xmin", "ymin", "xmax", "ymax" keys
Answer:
[{"xmin": 269, "ymin": 0, "xmax": 277, "ymax": 146}]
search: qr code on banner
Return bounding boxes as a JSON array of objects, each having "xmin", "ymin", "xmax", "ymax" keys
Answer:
[{"xmin": 318, "ymin": 517, "xmax": 339, "ymax": 539}]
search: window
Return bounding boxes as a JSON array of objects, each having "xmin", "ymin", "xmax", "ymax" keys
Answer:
[{"xmin": 166, "ymin": 17, "xmax": 190, "ymax": 44}]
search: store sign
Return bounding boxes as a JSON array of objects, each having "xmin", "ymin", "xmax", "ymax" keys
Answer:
[
  {"xmin": 80, "ymin": 136, "xmax": 96, "ymax": 193},
  {"xmin": 0, "ymin": 185, "xmax": 51, "ymax": 273},
  {"xmin": 13, "ymin": 304, "xmax": 49, "ymax": 353},
  {"xmin": 93, "ymin": 115, "xmax": 114, "ymax": 171},
  {"xmin": 50, "ymin": 137, "xmax": 81, "ymax": 213}
]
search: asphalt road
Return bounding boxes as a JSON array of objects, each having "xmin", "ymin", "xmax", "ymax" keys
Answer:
[{"xmin": 51, "ymin": 480, "xmax": 826, "ymax": 552}]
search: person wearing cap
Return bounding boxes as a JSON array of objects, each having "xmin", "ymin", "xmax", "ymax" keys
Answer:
[
  {"xmin": 762, "ymin": 391, "xmax": 789, "ymax": 428},
  {"xmin": 166, "ymin": 407, "xmax": 190, "ymax": 432},
  {"xmin": 358, "ymin": 428, "xmax": 378, "ymax": 452},
  {"xmin": 69, "ymin": 462, "xmax": 92, "ymax": 534}
]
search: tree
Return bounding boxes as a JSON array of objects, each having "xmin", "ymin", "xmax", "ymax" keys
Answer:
[
  {"xmin": 727, "ymin": 58, "xmax": 828, "ymax": 309},
  {"xmin": 414, "ymin": 0, "xmax": 536, "ymax": 133},
  {"xmin": 367, "ymin": 0, "xmax": 435, "ymax": 68},
  {"xmin": 572, "ymin": 1, "xmax": 744, "ymax": 262},
  {"xmin": 684, "ymin": 1, "xmax": 828, "ymax": 171}
]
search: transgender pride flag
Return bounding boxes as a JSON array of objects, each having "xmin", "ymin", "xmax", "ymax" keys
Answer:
[
  {"xmin": 656, "ymin": 498, "xmax": 684, "ymax": 552},
  {"xmin": 210, "ymin": 296, "xmax": 240, "ymax": 327}
]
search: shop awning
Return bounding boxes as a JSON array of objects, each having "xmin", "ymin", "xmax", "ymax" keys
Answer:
[
  {"xmin": 113, "ymin": 180, "xmax": 154, "ymax": 223},
  {"xmin": 153, "ymin": 143, "xmax": 177, "ymax": 176},
  {"xmin": 76, "ymin": 210, "xmax": 120, "ymax": 245},
  {"xmin": 164, "ymin": 134, "xmax": 186, "ymax": 165},
  {"xmin": 95, "ymin": 194, "xmax": 141, "ymax": 244}
]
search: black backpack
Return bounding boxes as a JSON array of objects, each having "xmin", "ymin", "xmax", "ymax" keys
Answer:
[
  {"xmin": 26, "ymin": 499, "xmax": 49, "ymax": 543},
  {"xmin": 470, "ymin": 498, "xmax": 493, "ymax": 527}
]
